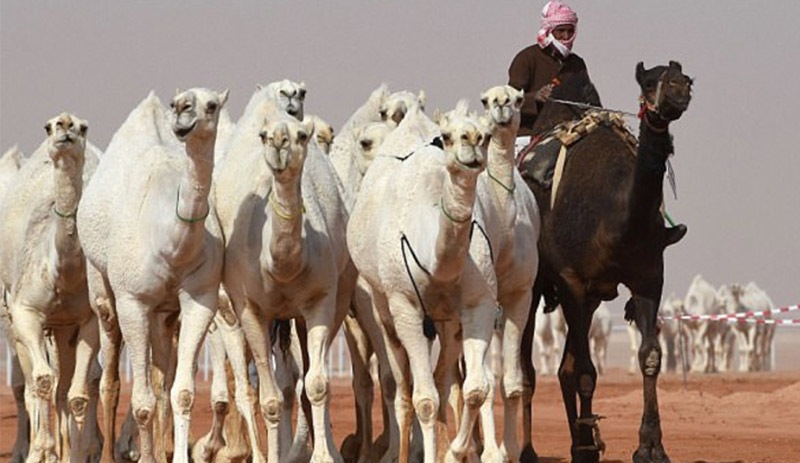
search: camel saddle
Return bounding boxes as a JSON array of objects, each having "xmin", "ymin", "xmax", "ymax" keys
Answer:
[{"xmin": 517, "ymin": 109, "xmax": 638, "ymax": 207}]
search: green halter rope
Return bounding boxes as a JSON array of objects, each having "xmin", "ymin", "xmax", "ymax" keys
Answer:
[
  {"xmin": 175, "ymin": 187, "xmax": 210, "ymax": 224},
  {"xmin": 487, "ymin": 169, "xmax": 515, "ymax": 194},
  {"xmin": 52, "ymin": 205, "xmax": 77, "ymax": 219}
]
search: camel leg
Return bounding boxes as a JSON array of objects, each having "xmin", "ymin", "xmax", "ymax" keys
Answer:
[
  {"xmin": 288, "ymin": 320, "xmax": 316, "ymax": 463},
  {"xmin": 496, "ymin": 292, "xmax": 533, "ymax": 463},
  {"xmin": 52, "ymin": 328, "xmax": 75, "ymax": 463},
  {"xmin": 192, "ymin": 322, "xmax": 229, "ymax": 463},
  {"xmin": 10, "ymin": 352, "xmax": 31, "ymax": 463},
  {"xmin": 447, "ymin": 302, "xmax": 494, "ymax": 463},
  {"xmin": 170, "ymin": 291, "xmax": 216, "ymax": 463},
  {"xmin": 68, "ymin": 316, "xmax": 101, "ymax": 463},
  {"xmin": 150, "ymin": 312, "xmax": 176, "ymax": 463},
  {"xmin": 216, "ymin": 312, "xmax": 264, "ymax": 463},
  {"xmin": 9, "ymin": 303, "xmax": 58, "ymax": 463},
  {"xmin": 239, "ymin": 306, "xmax": 283, "ymax": 463},
  {"xmin": 519, "ymin": 296, "xmax": 538, "ymax": 463},
  {"xmin": 630, "ymin": 295, "xmax": 670, "ymax": 463},
  {"xmin": 340, "ymin": 313, "xmax": 374, "ymax": 463},
  {"xmin": 557, "ymin": 301, "xmax": 598, "ymax": 463},
  {"xmin": 87, "ymin": 266, "xmax": 126, "ymax": 463},
  {"xmin": 116, "ymin": 295, "xmax": 157, "ymax": 463},
  {"xmin": 302, "ymin": 304, "xmax": 342, "ymax": 463},
  {"xmin": 388, "ymin": 295, "xmax": 440, "ymax": 463}
]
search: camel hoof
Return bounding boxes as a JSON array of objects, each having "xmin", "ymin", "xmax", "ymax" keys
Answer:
[
  {"xmin": 370, "ymin": 432, "xmax": 389, "ymax": 462},
  {"xmin": 519, "ymin": 445, "xmax": 539, "ymax": 463},
  {"xmin": 340, "ymin": 434, "xmax": 361, "ymax": 463},
  {"xmin": 633, "ymin": 445, "xmax": 671, "ymax": 463},
  {"xmin": 571, "ymin": 447, "xmax": 599, "ymax": 463}
]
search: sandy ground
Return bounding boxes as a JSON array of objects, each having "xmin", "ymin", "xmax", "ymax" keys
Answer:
[{"xmin": 2, "ymin": 329, "xmax": 799, "ymax": 463}]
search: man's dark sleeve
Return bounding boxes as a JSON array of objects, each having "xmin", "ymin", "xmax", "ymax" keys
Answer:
[{"xmin": 508, "ymin": 49, "xmax": 540, "ymax": 121}]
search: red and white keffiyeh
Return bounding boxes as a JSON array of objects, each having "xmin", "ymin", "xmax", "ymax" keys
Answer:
[{"xmin": 536, "ymin": 1, "xmax": 578, "ymax": 56}]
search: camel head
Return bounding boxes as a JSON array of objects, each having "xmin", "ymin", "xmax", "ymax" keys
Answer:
[
  {"xmin": 717, "ymin": 283, "xmax": 745, "ymax": 313},
  {"xmin": 636, "ymin": 61, "xmax": 693, "ymax": 124},
  {"xmin": 304, "ymin": 114, "xmax": 335, "ymax": 154},
  {"xmin": 480, "ymin": 85, "xmax": 524, "ymax": 130},
  {"xmin": 259, "ymin": 117, "xmax": 314, "ymax": 184},
  {"xmin": 265, "ymin": 79, "xmax": 307, "ymax": 121},
  {"xmin": 436, "ymin": 100, "xmax": 489, "ymax": 178},
  {"xmin": 380, "ymin": 90, "xmax": 426, "ymax": 127},
  {"xmin": 171, "ymin": 88, "xmax": 229, "ymax": 143},
  {"xmin": 353, "ymin": 121, "xmax": 393, "ymax": 174},
  {"xmin": 44, "ymin": 113, "xmax": 88, "ymax": 168}
]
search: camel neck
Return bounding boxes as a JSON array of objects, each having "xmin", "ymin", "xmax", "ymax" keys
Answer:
[
  {"xmin": 175, "ymin": 137, "xmax": 215, "ymax": 224},
  {"xmin": 432, "ymin": 168, "xmax": 480, "ymax": 282},
  {"xmin": 52, "ymin": 157, "xmax": 83, "ymax": 238},
  {"xmin": 626, "ymin": 122, "xmax": 673, "ymax": 235},
  {"xmin": 265, "ymin": 179, "xmax": 305, "ymax": 282}
]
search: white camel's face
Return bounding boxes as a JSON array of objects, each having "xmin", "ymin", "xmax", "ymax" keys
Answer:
[
  {"xmin": 380, "ymin": 90, "xmax": 425, "ymax": 127},
  {"xmin": 45, "ymin": 113, "xmax": 88, "ymax": 164},
  {"xmin": 260, "ymin": 118, "xmax": 313, "ymax": 182},
  {"xmin": 481, "ymin": 85, "xmax": 523, "ymax": 127},
  {"xmin": 272, "ymin": 80, "xmax": 307, "ymax": 121},
  {"xmin": 171, "ymin": 88, "xmax": 229, "ymax": 142},
  {"xmin": 354, "ymin": 121, "xmax": 393, "ymax": 173},
  {"xmin": 307, "ymin": 116, "xmax": 334, "ymax": 154},
  {"xmin": 439, "ymin": 115, "xmax": 488, "ymax": 175}
]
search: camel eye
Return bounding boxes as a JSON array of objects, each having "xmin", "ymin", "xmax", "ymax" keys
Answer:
[
  {"xmin": 170, "ymin": 101, "xmax": 176, "ymax": 109},
  {"xmin": 259, "ymin": 131, "xmax": 267, "ymax": 143},
  {"xmin": 360, "ymin": 139, "xmax": 373, "ymax": 150},
  {"xmin": 79, "ymin": 123, "xmax": 89, "ymax": 136},
  {"xmin": 44, "ymin": 123, "xmax": 52, "ymax": 135},
  {"xmin": 379, "ymin": 109, "xmax": 388, "ymax": 120},
  {"xmin": 441, "ymin": 132, "xmax": 452, "ymax": 144},
  {"xmin": 297, "ymin": 131, "xmax": 308, "ymax": 143},
  {"xmin": 298, "ymin": 89, "xmax": 306, "ymax": 100},
  {"xmin": 206, "ymin": 101, "xmax": 218, "ymax": 114},
  {"xmin": 480, "ymin": 97, "xmax": 488, "ymax": 108}
]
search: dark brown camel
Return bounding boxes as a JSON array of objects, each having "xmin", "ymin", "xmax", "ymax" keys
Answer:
[{"xmin": 518, "ymin": 61, "xmax": 693, "ymax": 463}]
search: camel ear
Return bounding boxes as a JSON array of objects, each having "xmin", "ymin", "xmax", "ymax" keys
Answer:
[
  {"xmin": 417, "ymin": 90, "xmax": 427, "ymax": 111},
  {"xmin": 175, "ymin": 88, "xmax": 182, "ymax": 97},
  {"xmin": 44, "ymin": 122, "xmax": 52, "ymax": 136},
  {"xmin": 432, "ymin": 108, "xmax": 443, "ymax": 125},
  {"xmin": 512, "ymin": 87, "xmax": 525, "ymax": 109},
  {"xmin": 635, "ymin": 62, "xmax": 646, "ymax": 85},
  {"xmin": 302, "ymin": 119, "xmax": 315, "ymax": 142},
  {"xmin": 255, "ymin": 84, "xmax": 263, "ymax": 91},
  {"xmin": 669, "ymin": 60, "xmax": 682, "ymax": 72},
  {"xmin": 218, "ymin": 89, "xmax": 230, "ymax": 108}
]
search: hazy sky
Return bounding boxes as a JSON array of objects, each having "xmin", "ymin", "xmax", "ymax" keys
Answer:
[{"xmin": 1, "ymin": 1, "xmax": 798, "ymax": 313}]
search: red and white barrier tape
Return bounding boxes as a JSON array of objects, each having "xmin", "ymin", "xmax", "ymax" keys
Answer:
[{"xmin": 660, "ymin": 304, "xmax": 800, "ymax": 323}]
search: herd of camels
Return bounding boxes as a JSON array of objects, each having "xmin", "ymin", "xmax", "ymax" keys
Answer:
[{"xmin": 0, "ymin": 60, "xmax": 693, "ymax": 463}]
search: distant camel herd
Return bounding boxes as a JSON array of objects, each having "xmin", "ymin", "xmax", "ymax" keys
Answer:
[{"xmin": 1, "ymin": 60, "xmax": 699, "ymax": 463}]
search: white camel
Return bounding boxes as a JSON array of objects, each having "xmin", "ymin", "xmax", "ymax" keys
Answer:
[
  {"xmin": 77, "ymin": 88, "xmax": 228, "ymax": 463},
  {"xmin": 588, "ymin": 303, "xmax": 613, "ymax": 376},
  {"xmin": 305, "ymin": 114, "xmax": 335, "ymax": 154},
  {"xmin": 0, "ymin": 144, "xmax": 28, "ymax": 463},
  {"xmin": 683, "ymin": 274, "xmax": 725, "ymax": 373},
  {"xmin": 348, "ymin": 102, "xmax": 496, "ymax": 463},
  {"xmin": 263, "ymin": 79, "xmax": 307, "ymax": 121},
  {"xmin": 213, "ymin": 88, "xmax": 354, "ymax": 463},
  {"xmin": 327, "ymin": 84, "xmax": 421, "ymax": 463},
  {"xmin": 0, "ymin": 113, "xmax": 101, "ymax": 463},
  {"xmin": 718, "ymin": 282, "xmax": 775, "ymax": 372},
  {"xmin": 533, "ymin": 302, "xmax": 565, "ymax": 376}
]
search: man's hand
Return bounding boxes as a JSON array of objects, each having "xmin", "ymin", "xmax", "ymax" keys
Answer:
[{"xmin": 535, "ymin": 84, "xmax": 554, "ymax": 103}]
